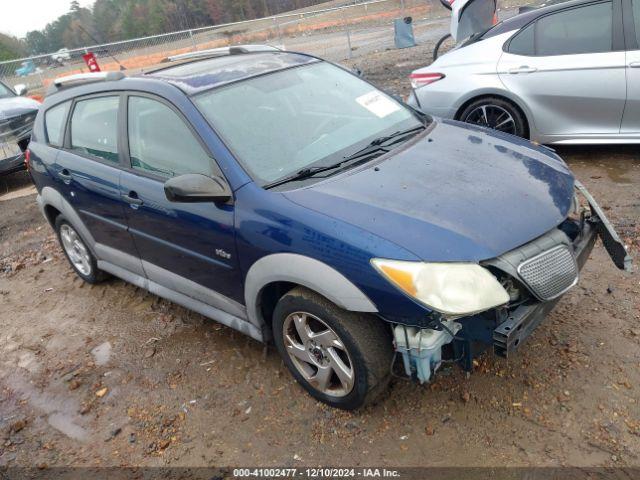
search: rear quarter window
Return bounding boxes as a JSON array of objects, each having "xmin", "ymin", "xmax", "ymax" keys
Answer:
[
  {"xmin": 508, "ymin": 24, "xmax": 535, "ymax": 56},
  {"xmin": 44, "ymin": 101, "xmax": 71, "ymax": 147}
]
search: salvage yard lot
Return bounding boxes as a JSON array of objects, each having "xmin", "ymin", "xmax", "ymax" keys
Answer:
[{"xmin": 1, "ymin": 39, "xmax": 639, "ymax": 469}]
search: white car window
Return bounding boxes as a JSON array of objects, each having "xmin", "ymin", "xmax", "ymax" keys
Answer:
[
  {"xmin": 508, "ymin": 23, "xmax": 535, "ymax": 56},
  {"xmin": 633, "ymin": 0, "xmax": 640, "ymax": 45},
  {"xmin": 534, "ymin": 2, "xmax": 612, "ymax": 56}
]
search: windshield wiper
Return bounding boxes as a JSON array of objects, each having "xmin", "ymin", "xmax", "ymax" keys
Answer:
[
  {"xmin": 263, "ymin": 153, "xmax": 381, "ymax": 189},
  {"xmin": 341, "ymin": 125, "xmax": 426, "ymax": 163},
  {"xmin": 263, "ymin": 125, "xmax": 425, "ymax": 189}
]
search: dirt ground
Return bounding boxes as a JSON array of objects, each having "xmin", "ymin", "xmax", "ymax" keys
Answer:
[{"xmin": 0, "ymin": 36, "xmax": 639, "ymax": 473}]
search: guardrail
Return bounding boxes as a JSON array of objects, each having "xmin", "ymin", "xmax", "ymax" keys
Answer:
[{"xmin": 0, "ymin": 0, "xmax": 434, "ymax": 96}]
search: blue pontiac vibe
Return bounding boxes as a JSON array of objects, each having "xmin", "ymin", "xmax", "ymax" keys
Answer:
[{"xmin": 27, "ymin": 47, "xmax": 630, "ymax": 409}]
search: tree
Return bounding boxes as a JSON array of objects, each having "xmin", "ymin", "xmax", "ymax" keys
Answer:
[
  {"xmin": 25, "ymin": 30, "xmax": 50, "ymax": 55},
  {"xmin": 0, "ymin": 33, "xmax": 26, "ymax": 61}
]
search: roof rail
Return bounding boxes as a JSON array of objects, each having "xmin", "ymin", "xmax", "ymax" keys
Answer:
[
  {"xmin": 164, "ymin": 44, "xmax": 282, "ymax": 63},
  {"xmin": 52, "ymin": 71, "xmax": 125, "ymax": 88}
]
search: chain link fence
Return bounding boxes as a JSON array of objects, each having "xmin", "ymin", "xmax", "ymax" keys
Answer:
[{"xmin": 0, "ymin": 0, "xmax": 441, "ymax": 97}]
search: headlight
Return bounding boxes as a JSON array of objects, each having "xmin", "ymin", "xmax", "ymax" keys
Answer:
[{"xmin": 371, "ymin": 259, "xmax": 510, "ymax": 316}]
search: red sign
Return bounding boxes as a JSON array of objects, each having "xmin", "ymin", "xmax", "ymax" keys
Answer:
[{"xmin": 82, "ymin": 52, "xmax": 101, "ymax": 72}]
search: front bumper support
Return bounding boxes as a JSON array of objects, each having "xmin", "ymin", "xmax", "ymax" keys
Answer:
[
  {"xmin": 493, "ymin": 220, "xmax": 598, "ymax": 357},
  {"xmin": 492, "ymin": 179, "xmax": 633, "ymax": 359}
]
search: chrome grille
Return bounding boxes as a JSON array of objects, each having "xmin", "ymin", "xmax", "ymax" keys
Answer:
[{"xmin": 517, "ymin": 245, "xmax": 578, "ymax": 301}]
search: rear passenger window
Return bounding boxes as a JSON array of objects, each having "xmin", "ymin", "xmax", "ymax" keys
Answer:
[
  {"xmin": 534, "ymin": 2, "xmax": 612, "ymax": 56},
  {"xmin": 45, "ymin": 101, "xmax": 70, "ymax": 147},
  {"xmin": 70, "ymin": 96, "xmax": 119, "ymax": 163},
  {"xmin": 127, "ymin": 96, "xmax": 214, "ymax": 178}
]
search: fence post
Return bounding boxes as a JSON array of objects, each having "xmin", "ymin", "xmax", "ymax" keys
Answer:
[
  {"xmin": 36, "ymin": 71, "xmax": 45, "ymax": 91},
  {"xmin": 345, "ymin": 24, "xmax": 353, "ymax": 59},
  {"xmin": 273, "ymin": 16, "xmax": 282, "ymax": 45},
  {"xmin": 189, "ymin": 30, "xmax": 197, "ymax": 51},
  {"xmin": 400, "ymin": 0, "xmax": 405, "ymax": 14}
]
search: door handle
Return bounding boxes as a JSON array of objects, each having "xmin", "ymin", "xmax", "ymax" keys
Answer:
[
  {"xmin": 508, "ymin": 66, "xmax": 538, "ymax": 74},
  {"xmin": 629, "ymin": 62, "xmax": 640, "ymax": 68},
  {"xmin": 58, "ymin": 169, "xmax": 72, "ymax": 184},
  {"xmin": 122, "ymin": 191, "xmax": 144, "ymax": 208}
]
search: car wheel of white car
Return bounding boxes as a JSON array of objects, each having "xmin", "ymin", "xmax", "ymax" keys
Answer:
[
  {"xmin": 459, "ymin": 97, "xmax": 528, "ymax": 139},
  {"xmin": 273, "ymin": 286, "xmax": 393, "ymax": 410}
]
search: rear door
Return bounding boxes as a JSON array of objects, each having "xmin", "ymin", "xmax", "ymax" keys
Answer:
[
  {"xmin": 118, "ymin": 93, "xmax": 244, "ymax": 310},
  {"xmin": 497, "ymin": 0, "xmax": 626, "ymax": 137},
  {"xmin": 55, "ymin": 93, "xmax": 142, "ymax": 272},
  {"xmin": 621, "ymin": 0, "xmax": 640, "ymax": 132}
]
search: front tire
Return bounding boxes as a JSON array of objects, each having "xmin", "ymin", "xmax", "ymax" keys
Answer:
[
  {"xmin": 458, "ymin": 97, "xmax": 528, "ymax": 139},
  {"xmin": 273, "ymin": 287, "xmax": 393, "ymax": 410},
  {"xmin": 55, "ymin": 215, "xmax": 108, "ymax": 284}
]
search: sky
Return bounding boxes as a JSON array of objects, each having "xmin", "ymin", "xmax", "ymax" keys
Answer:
[{"xmin": 0, "ymin": 0, "xmax": 94, "ymax": 38}]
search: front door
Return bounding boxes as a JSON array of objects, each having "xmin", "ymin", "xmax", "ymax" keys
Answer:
[
  {"xmin": 498, "ymin": 0, "xmax": 626, "ymax": 137},
  {"xmin": 118, "ymin": 94, "xmax": 243, "ymax": 310}
]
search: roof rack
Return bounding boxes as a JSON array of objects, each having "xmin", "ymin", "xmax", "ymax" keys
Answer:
[
  {"xmin": 163, "ymin": 44, "xmax": 281, "ymax": 63},
  {"xmin": 53, "ymin": 71, "xmax": 125, "ymax": 87}
]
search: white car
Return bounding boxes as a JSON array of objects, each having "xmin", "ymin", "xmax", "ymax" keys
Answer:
[
  {"xmin": 51, "ymin": 48, "xmax": 71, "ymax": 63},
  {"xmin": 408, "ymin": 0, "xmax": 640, "ymax": 144}
]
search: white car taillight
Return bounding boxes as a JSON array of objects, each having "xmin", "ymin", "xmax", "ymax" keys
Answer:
[{"xmin": 409, "ymin": 73, "xmax": 445, "ymax": 89}]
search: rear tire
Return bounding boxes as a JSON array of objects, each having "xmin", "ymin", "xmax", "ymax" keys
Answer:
[
  {"xmin": 272, "ymin": 287, "xmax": 392, "ymax": 410},
  {"xmin": 55, "ymin": 215, "xmax": 108, "ymax": 284},
  {"xmin": 458, "ymin": 97, "xmax": 528, "ymax": 139}
]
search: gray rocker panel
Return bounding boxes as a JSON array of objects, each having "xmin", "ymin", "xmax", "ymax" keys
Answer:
[{"xmin": 97, "ymin": 260, "xmax": 263, "ymax": 342}]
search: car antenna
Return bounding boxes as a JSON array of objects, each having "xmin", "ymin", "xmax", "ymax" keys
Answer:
[{"xmin": 76, "ymin": 24, "xmax": 127, "ymax": 71}]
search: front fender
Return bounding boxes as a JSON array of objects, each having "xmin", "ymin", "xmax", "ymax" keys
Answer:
[{"xmin": 244, "ymin": 253, "xmax": 378, "ymax": 327}]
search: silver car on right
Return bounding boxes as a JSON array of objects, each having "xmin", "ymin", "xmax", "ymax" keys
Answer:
[{"xmin": 408, "ymin": 0, "xmax": 640, "ymax": 144}]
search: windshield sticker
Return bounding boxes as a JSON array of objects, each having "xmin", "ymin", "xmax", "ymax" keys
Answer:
[{"xmin": 356, "ymin": 91, "xmax": 401, "ymax": 118}]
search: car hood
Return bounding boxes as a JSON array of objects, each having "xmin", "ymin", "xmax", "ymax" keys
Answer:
[
  {"xmin": 0, "ymin": 96, "xmax": 40, "ymax": 119},
  {"xmin": 284, "ymin": 120, "xmax": 575, "ymax": 262}
]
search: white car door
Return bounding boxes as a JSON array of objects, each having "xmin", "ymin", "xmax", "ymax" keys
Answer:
[
  {"xmin": 498, "ymin": 0, "xmax": 626, "ymax": 139},
  {"xmin": 621, "ymin": 0, "xmax": 640, "ymax": 132}
]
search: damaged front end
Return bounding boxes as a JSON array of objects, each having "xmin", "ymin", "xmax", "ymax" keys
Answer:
[
  {"xmin": 391, "ymin": 181, "xmax": 632, "ymax": 382},
  {"xmin": 0, "ymin": 102, "xmax": 38, "ymax": 175}
]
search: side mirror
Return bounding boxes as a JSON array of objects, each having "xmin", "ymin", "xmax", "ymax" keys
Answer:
[
  {"xmin": 14, "ymin": 84, "xmax": 28, "ymax": 96},
  {"xmin": 164, "ymin": 173, "xmax": 232, "ymax": 203}
]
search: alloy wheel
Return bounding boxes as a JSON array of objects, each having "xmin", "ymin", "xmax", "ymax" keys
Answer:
[
  {"xmin": 464, "ymin": 104, "xmax": 517, "ymax": 135},
  {"xmin": 59, "ymin": 224, "xmax": 92, "ymax": 276},
  {"xmin": 282, "ymin": 311, "xmax": 355, "ymax": 397}
]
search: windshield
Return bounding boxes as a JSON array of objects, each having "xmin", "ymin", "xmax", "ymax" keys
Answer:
[
  {"xmin": 0, "ymin": 82, "xmax": 15, "ymax": 99},
  {"xmin": 195, "ymin": 62, "xmax": 423, "ymax": 186}
]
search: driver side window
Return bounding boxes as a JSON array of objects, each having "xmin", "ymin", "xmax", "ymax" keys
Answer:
[{"xmin": 127, "ymin": 96, "xmax": 215, "ymax": 178}]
